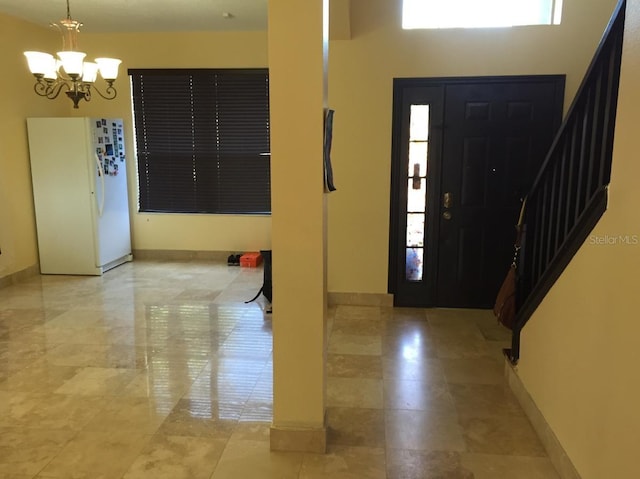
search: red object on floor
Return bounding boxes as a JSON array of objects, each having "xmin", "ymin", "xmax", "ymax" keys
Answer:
[{"xmin": 240, "ymin": 252, "xmax": 263, "ymax": 267}]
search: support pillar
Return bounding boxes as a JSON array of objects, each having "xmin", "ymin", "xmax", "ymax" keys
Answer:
[{"xmin": 268, "ymin": 0, "xmax": 329, "ymax": 453}]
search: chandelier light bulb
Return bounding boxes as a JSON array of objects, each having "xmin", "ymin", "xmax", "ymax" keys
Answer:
[
  {"xmin": 82, "ymin": 62, "xmax": 99, "ymax": 83},
  {"xmin": 57, "ymin": 51, "xmax": 86, "ymax": 76},
  {"xmin": 95, "ymin": 58, "xmax": 122, "ymax": 81},
  {"xmin": 24, "ymin": 51, "xmax": 56, "ymax": 76}
]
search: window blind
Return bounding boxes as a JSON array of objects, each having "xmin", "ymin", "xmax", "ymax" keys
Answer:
[{"xmin": 129, "ymin": 68, "xmax": 271, "ymax": 214}]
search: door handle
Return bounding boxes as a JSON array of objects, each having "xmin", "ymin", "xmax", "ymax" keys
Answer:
[
  {"xmin": 95, "ymin": 153, "xmax": 105, "ymax": 217},
  {"xmin": 443, "ymin": 192, "xmax": 452, "ymax": 209}
]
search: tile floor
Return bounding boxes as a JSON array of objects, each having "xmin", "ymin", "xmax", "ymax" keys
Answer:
[{"xmin": 0, "ymin": 260, "xmax": 560, "ymax": 478}]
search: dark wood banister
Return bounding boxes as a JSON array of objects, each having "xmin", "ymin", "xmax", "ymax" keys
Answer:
[{"xmin": 508, "ymin": 0, "xmax": 626, "ymax": 363}]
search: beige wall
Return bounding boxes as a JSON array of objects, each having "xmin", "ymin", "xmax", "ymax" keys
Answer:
[
  {"xmin": 326, "ymin": 0, "xmax": 619, "ymax": 293},
  {"xmin": 0, "ymin": 13, "xmax": 68, "ymax": 279},
  {"xmin": 518, "ymin": 1, "xmax": 640, "ymax": 477}
]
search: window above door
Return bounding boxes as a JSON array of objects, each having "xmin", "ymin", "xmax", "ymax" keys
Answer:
[{"xmin": 402, "ymin": 0, "xmax": 563, "ymax": 30}]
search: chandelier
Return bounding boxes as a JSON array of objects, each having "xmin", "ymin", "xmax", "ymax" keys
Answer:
[{"xmin": 24, "ymin": 0, "xmax": 121, "ymax": 109}]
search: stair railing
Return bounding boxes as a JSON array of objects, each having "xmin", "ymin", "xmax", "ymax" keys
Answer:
[{"xmin": 509, "ymin": 0, "xmax": 626, "ymax": 363}]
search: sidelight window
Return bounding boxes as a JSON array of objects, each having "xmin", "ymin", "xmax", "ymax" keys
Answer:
[{"xmin": 405, "ymin": 104, "xmax": 430, "ymax": 282}]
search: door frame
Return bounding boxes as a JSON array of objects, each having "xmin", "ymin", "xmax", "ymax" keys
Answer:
[{"xmin": 388, "ymin": 75, "xmax": 566, "ymax": 307}]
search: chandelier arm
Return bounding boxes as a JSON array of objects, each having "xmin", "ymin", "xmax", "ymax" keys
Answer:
[
  {"xmin": 89, "ymin": 82, "xmax": 117, "ymax": 100},
  {"xmin": 33, "ymin": 79, "xmax": 69, "ymax": 100}
]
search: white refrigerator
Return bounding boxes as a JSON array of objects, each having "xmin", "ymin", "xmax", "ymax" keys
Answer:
[{"xmin": 27, "ymin": 117, "xmax": 133, "ymax": 275}]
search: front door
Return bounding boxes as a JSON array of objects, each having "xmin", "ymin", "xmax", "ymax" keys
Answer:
[{"xmin": 389, "ymin": 76, "xmax": 565, "ymax": 308}]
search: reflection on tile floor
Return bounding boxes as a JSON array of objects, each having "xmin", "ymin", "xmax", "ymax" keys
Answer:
[{"xmin": 0, "ymin": 260, "xmax": 559, "ymax": 478}]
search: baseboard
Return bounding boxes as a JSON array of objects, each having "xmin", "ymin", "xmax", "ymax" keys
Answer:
[
  {"xmin": 270, "ymin": 424, "xmax": 327, "ymax": 453},
  {"xmin": 132, "ymin": 249, "xmax": 232, "ymax": 262},
  {"xmin": 505, "ymin": 358, "xmax": 581, "ymax": 479},
  {"xmin": 0, "ymin": 263, "xmax": 40, "ymax": 290},
  {"xmin": 327, "ymin": 292, "xmax": 394, "ymax": 307}
]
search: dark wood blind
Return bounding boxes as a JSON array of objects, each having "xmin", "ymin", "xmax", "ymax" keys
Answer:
[{"xmin": 129, "ymin": 68, "xmax": 271, "ymax": 214}]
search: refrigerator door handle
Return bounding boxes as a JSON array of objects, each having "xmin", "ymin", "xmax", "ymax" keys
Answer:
[{"xmin": 94, "ymin": 153, "xmax": 105, "ymax": 217}]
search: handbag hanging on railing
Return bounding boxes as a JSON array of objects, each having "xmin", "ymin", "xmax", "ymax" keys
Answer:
[{"xmin": 494, "ymin": 198, "xmax": 527, "ymax": 330}]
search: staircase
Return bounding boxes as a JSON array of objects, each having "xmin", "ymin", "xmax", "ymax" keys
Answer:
[{"xmin": 508, "ymin": 0, "xmax": 626, "ymax": 363}]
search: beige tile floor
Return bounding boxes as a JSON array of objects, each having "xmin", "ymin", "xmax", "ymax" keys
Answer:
[{"xmin": 0, "ymin": 260, "xmax": 560, "ymax": 478}]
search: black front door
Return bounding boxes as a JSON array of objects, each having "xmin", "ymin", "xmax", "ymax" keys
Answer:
[{"xmin": 389, "ymin": 76, "xmax": 565, "ymax": 308}]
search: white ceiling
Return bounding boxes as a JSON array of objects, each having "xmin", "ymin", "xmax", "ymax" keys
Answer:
[{"xmin": 0, "ymin": 0, "xmax": 268, "ymax": 32}]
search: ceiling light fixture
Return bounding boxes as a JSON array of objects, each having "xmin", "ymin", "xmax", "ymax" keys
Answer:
[{"xmin": 24, "ymin": 0, "xmax": 121, "ymax": 109}]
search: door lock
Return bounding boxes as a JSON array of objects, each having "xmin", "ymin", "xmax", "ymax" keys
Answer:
[
  {"xmin": 443, "ymin": 192, "xmax": 452, "ymax": 209},
  {"xmin": 443, "ymin": 211, "xmax": 452, "ymax": 220}
]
